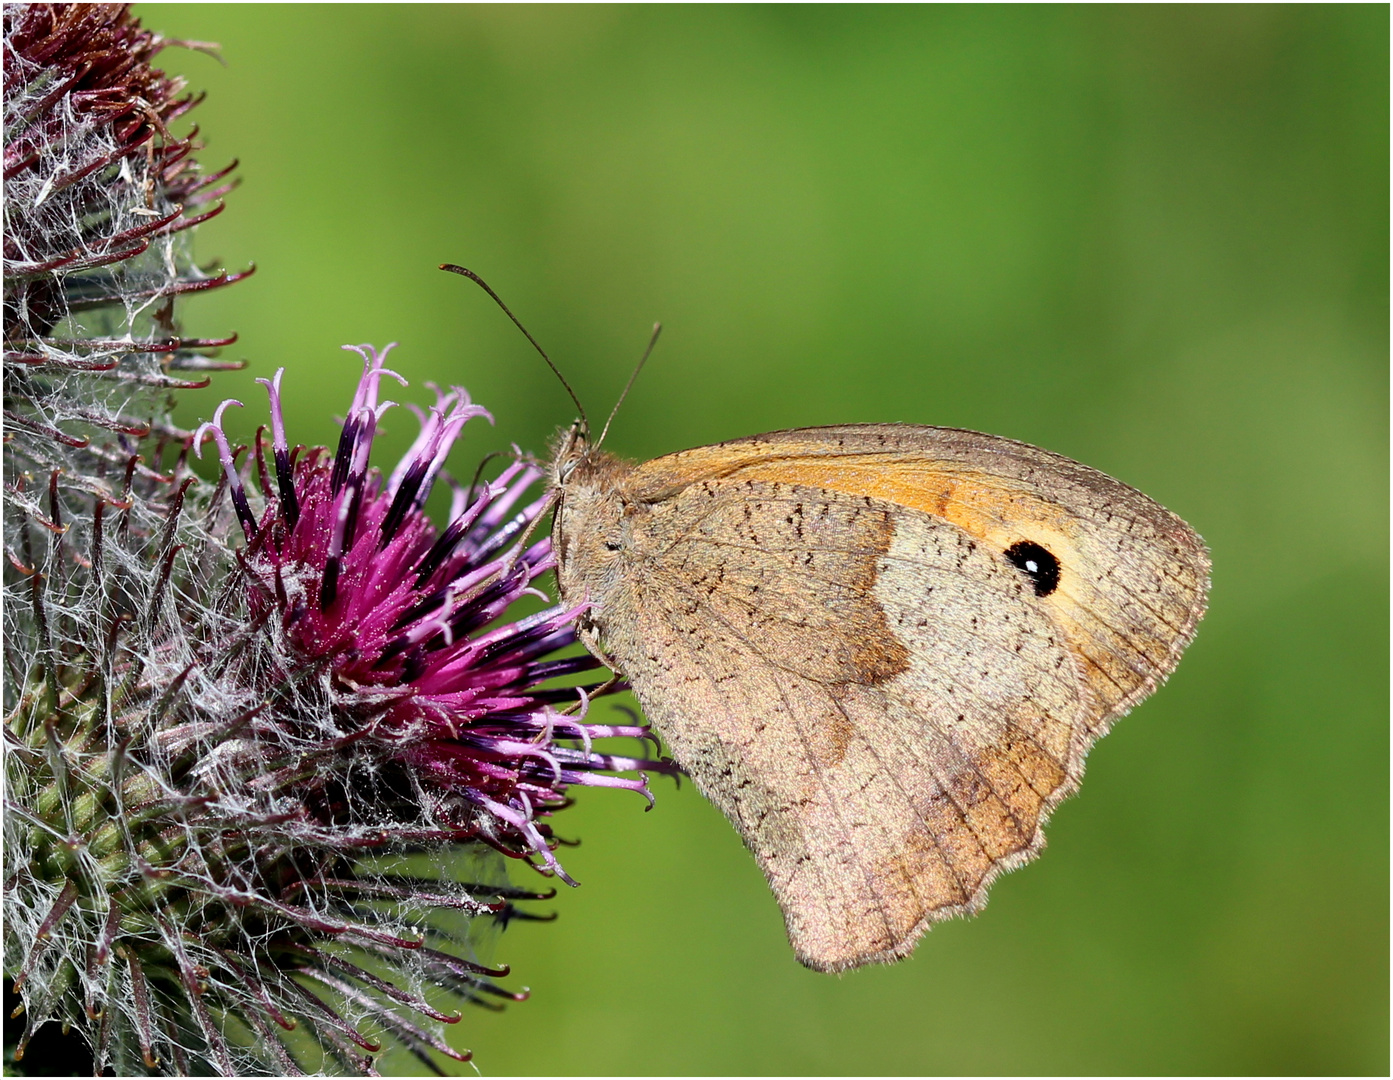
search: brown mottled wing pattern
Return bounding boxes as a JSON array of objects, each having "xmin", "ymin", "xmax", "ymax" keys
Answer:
[
  {"xmin": 629, "ymin": 425, "xmax": 1211, "ymax": 735},
  {"xmin": 559, "ymin": 425, "xmax": 1210, "ymax": 972},
  {"xmin": 596, "ymin": 479, "xmax": 1087, "ymax": 971}
]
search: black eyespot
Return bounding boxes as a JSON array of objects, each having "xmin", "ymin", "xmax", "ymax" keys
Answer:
[
  {"xmin": 1004, "ymin": 540, "xmax": 1060, "ymax": 597},
  {"xmin": 604, "ymin": 541, "xmax": 622, "ymax": 552}
]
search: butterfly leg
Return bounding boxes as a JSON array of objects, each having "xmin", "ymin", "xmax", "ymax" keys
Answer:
[{"xmin": 579, "ymin": 623, "xmax": 625, "ymax": 679}]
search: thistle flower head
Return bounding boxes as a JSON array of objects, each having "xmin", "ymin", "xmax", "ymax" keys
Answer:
[
  {"xmin": 4, "ymin": 2, "xmax": 246, "ymax": 446},
  {"xmin": 7, "ymin": 344, "xmax": 672, "ymax": 1075},
  {"xmin": 192, "ymin": 344, "xmax": 665, "ymax": 884}
]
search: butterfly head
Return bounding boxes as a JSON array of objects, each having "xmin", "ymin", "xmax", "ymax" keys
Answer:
[
  {"xmin": 551, "ymin": 418, "xmax": 592, "ymax": 486},
  {"xmin": 549, "ymin": 420, "xmax": 638, "ymax": 618}
]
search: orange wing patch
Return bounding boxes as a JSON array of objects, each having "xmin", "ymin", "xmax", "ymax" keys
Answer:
[{"xmin": 716, "ymin": 456, "xmax": 1077, "ymax": 558}]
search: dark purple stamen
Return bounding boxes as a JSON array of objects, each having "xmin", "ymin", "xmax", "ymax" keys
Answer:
[
  {"xmin": 273, "ymin": 448, "xmax": 299, "ymax": 526},
  {"xmin": 379, "ymin": 460, "xmax": 429, "ymax": 545},
  {"xmin": 468, "ymin": 508, "xmax": 536, "ymax": 564},
  {"xmin": 522, "ymin": 655, "xmax": 604, "ymax": 682},
  {"xmin": 256, "ymin": 369, "xmax": 301, "ymax": 527},
  {"xmin": 330, "ymin": 417, "xmax": 358, "ymax": 495},
  {"xmin": 321, "ymin": 558, "xmax": 341, "ymax": 611},
  {"xmin": 194, "ymin": 399, "xmax": 258, "ymax": 541},
  {"xmin": 229, "ymin": 483, "xmax": 259, "ymax": 541}
]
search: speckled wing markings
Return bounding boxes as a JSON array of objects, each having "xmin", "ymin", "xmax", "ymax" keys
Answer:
[
  {"xmin": 601, "ymin": 480, "xmax": 1091, "ymax": 971},
  {"xmin": 554, "ymin": 423, "xmax": 1210, "ymax": 972},
  {"xmin": 628, "ymin": 425, "xmax": 1211, "ymax": 734}
]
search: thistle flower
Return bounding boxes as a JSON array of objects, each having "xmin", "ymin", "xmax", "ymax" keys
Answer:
[
  {"xmin": 191, "ymin": 346, "xmax": 663, "ymax": 883},
  {"xmin": 4, "ymin": 5, "xmax": 668, "ymax": 1075},
  {"xmin": 8, "ymin": 346, "xmax": 668, "ymax": 1075}
]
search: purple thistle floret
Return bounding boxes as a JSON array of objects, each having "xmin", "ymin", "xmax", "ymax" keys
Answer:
[{"xmin": 195, "ymin": 344, "xmax": 670, "ymax": 884}]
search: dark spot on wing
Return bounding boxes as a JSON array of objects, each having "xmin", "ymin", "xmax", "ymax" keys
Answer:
[{"xmin": 1004, "ymin": 540, "xmax": 1060, "ymax": 597}]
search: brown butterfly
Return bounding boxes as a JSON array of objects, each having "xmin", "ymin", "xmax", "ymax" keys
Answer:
[
  {"xmin": 551, "ymin": 423, "xmax": 1209, "ymax": 972},
  {"xmin": 445, "ymin": 265, "xmax": 1211, "ymax": 973}
]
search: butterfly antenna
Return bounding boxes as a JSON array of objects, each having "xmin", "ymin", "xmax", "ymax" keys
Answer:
[
  {"xmin": 595, "ymin": 322, "xmax": 661, "ymax": 451},
  {"xmin": 440, "ymin": 264, "xmax": 589, "ymax": 431}
]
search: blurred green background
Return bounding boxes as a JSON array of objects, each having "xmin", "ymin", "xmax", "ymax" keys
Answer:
[{"xmin": 148, "ymin": 5, "xmax": 1386, "ymax": 1075}]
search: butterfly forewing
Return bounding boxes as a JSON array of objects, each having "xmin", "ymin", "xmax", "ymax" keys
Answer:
[{"xmin": 629, "ymin": 425, "xmax": 1211, "ymax": 727}]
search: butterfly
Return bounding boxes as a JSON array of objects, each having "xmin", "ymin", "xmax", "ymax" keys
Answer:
[
  {"xmin": 550, "ymin": 421, "xmax": 1209, "ymax": 972},
  {"xmin": 440, "ymin": 263, "xmax": 1210, "ymax": 972}
]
